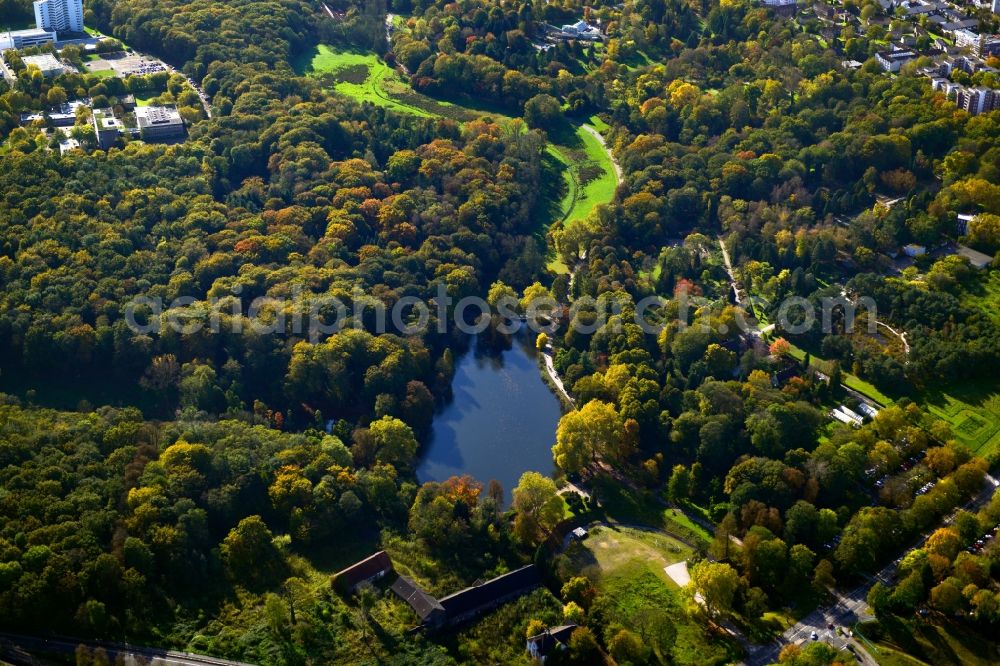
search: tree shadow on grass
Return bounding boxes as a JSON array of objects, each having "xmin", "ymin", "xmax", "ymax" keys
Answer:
[
  {"xmin": 532, "ymin": 149, "xmax": 569, "ymax": 238},
  {"xmin": 545, "ymin": 121, "xmax": 585, "ymax": 151}
]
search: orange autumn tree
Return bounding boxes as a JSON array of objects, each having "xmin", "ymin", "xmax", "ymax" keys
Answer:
[
  {"xmin": 440, "ymin": 475, "xmax": 483, "ymax": 508},
  {"xmin": 769, "ymin": 337, "xmax": 791, "ymax": 357}
]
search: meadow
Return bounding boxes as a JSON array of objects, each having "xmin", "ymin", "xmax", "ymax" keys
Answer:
[
  {"xmin": 294, "ymin": 45, "xmax": 484, "ymax": 120},
  {"xmin": 554, "ymin": 523, "xmax": 738, "ymax": 664},
  {"xmin": 920, "ymin": 380, "xmax": 1000, "ymax": 459}
]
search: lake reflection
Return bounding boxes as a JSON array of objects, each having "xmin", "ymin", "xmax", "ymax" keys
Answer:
[{"xmin": 416, "ymin": 334, "xmax": 563, "ymax": 497}]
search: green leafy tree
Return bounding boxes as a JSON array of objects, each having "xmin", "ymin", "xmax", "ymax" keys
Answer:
[
  {"xmin": 690, "ymin": 561, "xmax": 740, "ymax": 618},
  {"xmin": 221, "ymin": 515, "xmax": 285, "ymax": 587},
  {"xmin": 512, "ymin": 471, "xmax": 563, "ymax": 545},
  {"xmin": 523, "ymin": 94, "xmax": 562, "ymax": 130}
]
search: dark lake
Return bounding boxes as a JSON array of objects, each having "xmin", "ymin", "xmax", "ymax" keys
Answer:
[{"xmin": 416, "ymin": 334, "xmax": 563, "ymax": 498}]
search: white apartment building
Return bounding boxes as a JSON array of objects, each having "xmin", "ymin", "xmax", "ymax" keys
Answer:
[
  {"xmin": 876, "ymin": 49, "xmax": 918, "ymax": 72},
  {"xmin": 0, "ymin": 28, "xmax": 57, "ymax": 51},
  {"xmin": 33, "ymin": 0, "xmax": 85, "ymax": 34}
]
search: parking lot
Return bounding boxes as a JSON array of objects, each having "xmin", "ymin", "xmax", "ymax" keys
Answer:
[{"xmin": 84, "ymin": 51, "xmax": 166, "ymax": 77}]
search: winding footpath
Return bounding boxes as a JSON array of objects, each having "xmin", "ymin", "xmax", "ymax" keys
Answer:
[
  {"xmin": 541, "ymin": 343, "xmax": 574, "ymax": 405},
  {"xmin": 580, "ymin": 123, "xmax": 622, "ymax": 183},
  {"xmin": 876, "ymin": 320, "xmax": 910, "ymax": 357}
]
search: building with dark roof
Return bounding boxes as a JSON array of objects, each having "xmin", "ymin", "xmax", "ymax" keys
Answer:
[
  {"xmin": 526, "ymin": 624, "xmax": 578, "ymax": 661},
  {"xmin": 438, "ymin": 565, "xmax": 542, "ymax": 626},
  {"xmin": 135, "ymin": 105, "xmax": 185, "ymax": 142},
  {"xmin": 332, "ymin": 550, "xmax": 393, "ymax": 594},
  {"xmin": 391, "ymin": 575, "xmax": 446, "ymax": 627},
  {"xmin": 876, "ymin": 49, "xmax": 917, "ymax": 72}
]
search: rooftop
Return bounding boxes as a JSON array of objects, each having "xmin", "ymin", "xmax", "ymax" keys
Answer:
[
  {"xmin": 391, "ymin": 575, "xmax": 445, "ymax": 621},
  {"xmin": 22, "ymin": 53, "xmax": 63, "ymax": 72},
  {"xmin": 956, "ymin": 245, "xmax": 993, "ymax": 268},
  {"xmin": 135, "ymin": 105, "xmax": 183, "ymax": 128},
  {"xmin": 527, "ymin": 624, "xmax": 578, "ymax": 656},
  {"xmin": 438, "ymin": 565, "xmax": 541, "ymax": 618},
  {"xmin": 332, "ymin": 550, "xmax": 392, "ymax": 590},
  {"xmin": 878, "ymin": 50, "xmax": 917, "ymax": 60},
  {"xmin": 1, "ymin": 28, "xmax": 56, "ymax": 38}
]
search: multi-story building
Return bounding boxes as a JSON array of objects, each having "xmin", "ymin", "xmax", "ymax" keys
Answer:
[
  {"xmin": 33, "ymin": 0, "xmax": 84, "ymax": 34},
  {"xmin": 984, "ymin": 36, "xmax": 1000, "ymax": 58},
  {"xmin": 956, "ymin": 87, "xmax": 1000, "ymax": 115},
  {"xmin": 954, "ymin": 29, "xmax": 1000, "ymax": 58},
  {"xmin": 92, "ymin": 109, "xmax": 122, "ymax": 150},
  {"xmin": 762, "ymin": 0, "xmax": 798, "ymax": 15},
  {"xmin": 937, "ymin": 55, "xmax": 982, "ymax": 76},
  {"xmin": 0, "ymin": 28, "xmax": 57, "ymax": 51},
  {"xmin": 876, "ymin": 49, "xmax": 918, "ymax": 72},
  {"xmin": 135, "ymin": 106, "xmax": 186, "ymax": 142}
]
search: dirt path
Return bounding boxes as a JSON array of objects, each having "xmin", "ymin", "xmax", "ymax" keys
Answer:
[
  {"xmin": 542, "ymin": 344, "xmax": 574, "ymax": 406},
  {"xmin": 718, "ymin": 237, "xmax": 744, "ymax": 307},
  {"xmin": 876, "ymin": 320, "xmax": 910, "ymax": 356}
]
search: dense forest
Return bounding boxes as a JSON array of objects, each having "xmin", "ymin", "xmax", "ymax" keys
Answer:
[{"xmin": 2, "ymin": 0, "xmax": 1000, "ymax": 663}]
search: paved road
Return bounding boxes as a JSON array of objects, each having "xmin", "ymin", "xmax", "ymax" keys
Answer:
[
  {"xmin": 0, "ymin": 632, "xmax": 255, "ymax": 666},
  {"xmin": 743, "ymin": 473, "xmax": 999, "ymax": 665},
  {"xmin": 162, "ymin": 64, "xmax": 211, "ymax": 118}
]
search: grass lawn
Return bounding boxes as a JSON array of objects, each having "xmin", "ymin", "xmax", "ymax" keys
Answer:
[
  {"xmin": 556, "ymin": 524, "xmax": 737, "ymax": 665},
  {"xmin": 561, "ymin": 524, "xmax": 694, "ymax": 587},
  {"xmin": 82, "ymin": 27, "xmax": 115, "ymax": 41},
  {"xmin": 544, "ymin": 122, "xmax": 617, "ymax": 273},
  {"xmin": 662, "ymin": 507, "xmax": 713, "ymax": 543},
  {"xmin": 585, "ymin": 477, "xmax": 713, "ymax": 548},
  {"xmin": 784, "ymin": 340, "xmax": 895, "ymax": 406},
  {"xmin": 868, "ymin": 642, "xmax": 931, "ymax": 666},
  {"xmin": 961, "ymin": 270, "xmax": 1000, "ymax": 325},
  {"xmin": 296, "ymin": 45, "xmax": 498, "ymax": 121},
  {"xmin": 551, "ymin": 123, "xmax": 617, "ymax": 225},
  {"xmin": 587, "ymin": 113, "xmax": 610, "ymax": 133},
  {"xmin": 620, "ymin": 49, "xmax": 653, "ymax": 70},
  {"xmin": 133, "ymin": 93, "xmax": 159, "ymax": 106},
  {"xmin": 88, "ymin": 69, "xmax": 115, "ymax": 79},
  {"xmin": 919, "ymin": 379, "xmax": 1000, "ymax": 459},
  {"xmin": 292, "ymin": 44, "xmax": 376, "ymax": 77}
]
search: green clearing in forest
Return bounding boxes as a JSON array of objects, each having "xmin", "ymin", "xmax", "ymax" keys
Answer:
[
  {"xmin": 294, "ymin": 44, "xmax": 479, "ymax": 120},
  {"xmin": 919, "ymin": 380, "xmax": 1000, "ymax": 458},
  {"xmin": 557, "ymin": 523, "xmax": 737, "ymax": 665},
  {"xmin": 544, "ymin": 121, "xmax": 618, "ymax": 273},
  {"xmin": 548, "ymin": 123, "xmax": 617, "ymax": 226}
]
